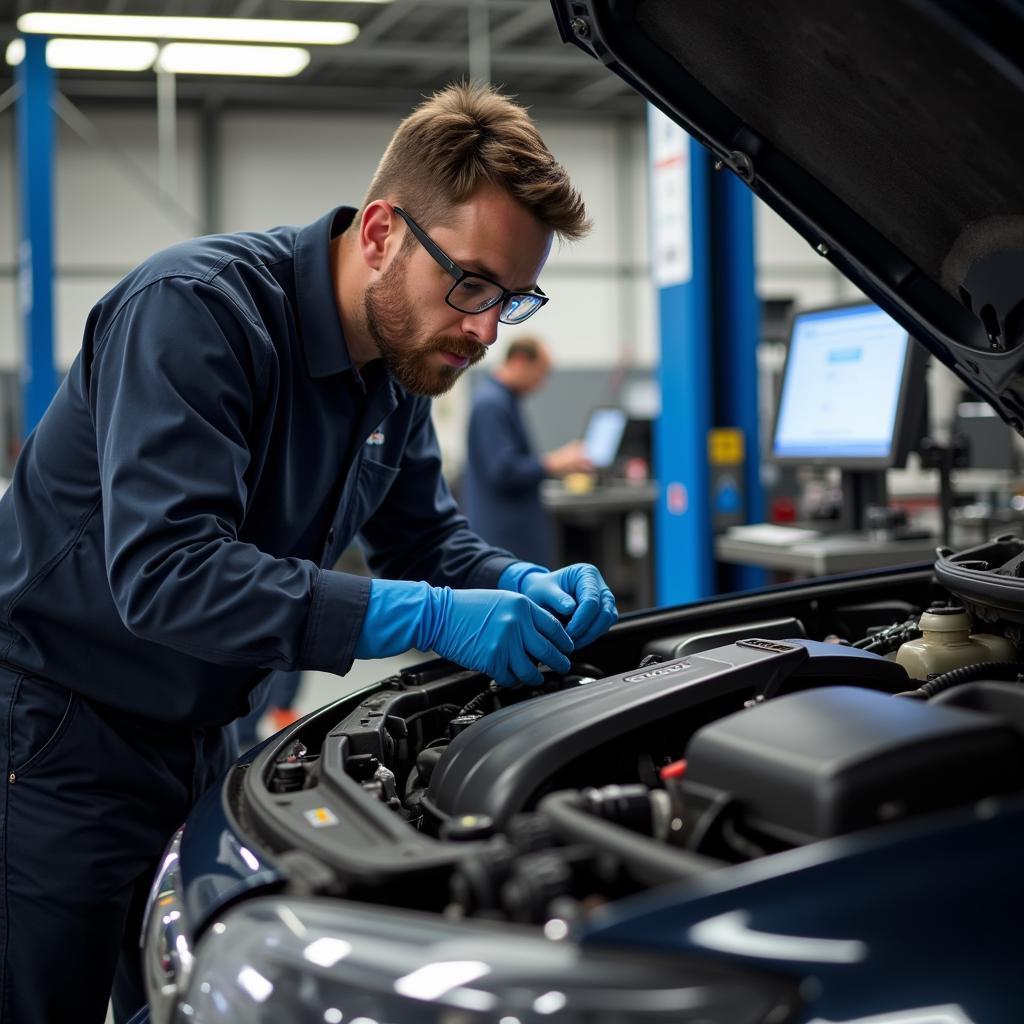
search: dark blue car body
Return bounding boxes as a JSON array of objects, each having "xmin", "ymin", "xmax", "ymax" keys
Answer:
[{"xmin": 134, "ymin": 562, "xmax": 1024, "ymax": 1023}]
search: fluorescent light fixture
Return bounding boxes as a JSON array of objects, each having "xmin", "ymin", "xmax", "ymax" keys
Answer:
[
  {"xmin": 6, "ymin": 36, "xmax": 158, "ymax": 71},
  {"xmin": 17, "ymin": 12, "xmax": 358, "ymax": 46},
  {"xmin": 156, "ymin": 43, "xmax": 311, "ymax": 77}
]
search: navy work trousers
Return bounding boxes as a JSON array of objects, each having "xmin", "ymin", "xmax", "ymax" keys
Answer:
[{"xmin": 0, "ymin": 663, "xmax": 234, "ymax": 1023}]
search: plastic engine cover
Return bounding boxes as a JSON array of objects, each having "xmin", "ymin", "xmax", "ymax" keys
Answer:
[
  {"xmin": 682, "ymin": 686, "xmax": 1024, "ymax": 845},
  {"xmin": 427, "ymin": 639, "xmax": 809, "ymax": 826}
]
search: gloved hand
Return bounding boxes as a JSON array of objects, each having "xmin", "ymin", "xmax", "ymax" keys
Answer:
[
  {"xmin": 500, "ymin": 561, "xmax": 618, "ymax": 649},
  {"xmin": 354, "ymin": 578, "xmax": 573, "ymax": 686}
]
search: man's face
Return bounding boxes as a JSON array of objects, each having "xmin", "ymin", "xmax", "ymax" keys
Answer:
[
  {"xmin": 522, "ymin": 351, "xmax": 552, "ymax": 393},
  {"xmin": 364, "ymin": 185, "xmax": 553, "ymax": 396}
]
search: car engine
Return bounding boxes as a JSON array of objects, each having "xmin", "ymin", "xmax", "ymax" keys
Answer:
[{"xmin": 232, "ymin": 546, "xmax": 1024, "ymax": 929}]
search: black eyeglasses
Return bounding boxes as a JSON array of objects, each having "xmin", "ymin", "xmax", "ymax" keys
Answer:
[{"xmin": 393, "ymin": 206, "xmax": 549, "ymax": 325}]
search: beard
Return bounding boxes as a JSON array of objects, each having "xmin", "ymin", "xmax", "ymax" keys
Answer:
[{"xmin": 364, "ymin": 255, "xmax": 487, "ymax": 397}]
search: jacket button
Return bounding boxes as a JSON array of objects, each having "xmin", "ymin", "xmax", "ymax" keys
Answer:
[{"xmin": 327, "ymin": 528, "xmax": 336, "ymax": 545}]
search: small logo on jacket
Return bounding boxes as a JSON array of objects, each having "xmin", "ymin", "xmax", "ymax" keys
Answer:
[{"xmin": 366, "ymin": 431, "xmax": 385, "ymax": 446}]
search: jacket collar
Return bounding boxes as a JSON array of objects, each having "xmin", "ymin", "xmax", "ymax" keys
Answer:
[{"xmin": 293, "ymin": 206, "xmax": 356, "ymax": 378}]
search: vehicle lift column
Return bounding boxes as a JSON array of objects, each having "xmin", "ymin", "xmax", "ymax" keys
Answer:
[
  {"xmin": 15, "ymin": 33, "xmax": 57, "ymax": 438},
  {"xmin": 649, "ymin": 107, "xmax": 763, "ymax": 606}
]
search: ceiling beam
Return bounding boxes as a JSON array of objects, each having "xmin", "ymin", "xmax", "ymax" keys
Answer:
[
  {"xmin": 576, "ymin": 72, "xmax": 633, "ymax": 106},
  {"xmin": 355, "ymin": 1, "xmax": 418, "ymax": 46},
  {"xmin": 489, "ymin": 3, "xmax": 554, "ymax": 48},
  {"xmin": 316, "ymin": 41, "xmax": 592, "ymax": 71},
  {"xmin": 355, "ymin": 0, "xmax": 539, "ymax": 47},
  {"xmin": 232, "ymin": 0, "xmax": 267, "ymax": 16},
  {"xmin": 43, "ymin": 75, "xmax": 643, "ymax": 116}
]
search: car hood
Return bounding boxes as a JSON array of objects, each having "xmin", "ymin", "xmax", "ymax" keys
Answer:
[{"xmin": 551, "ymin": 0, "xmax": 1024, "ymax": 432}]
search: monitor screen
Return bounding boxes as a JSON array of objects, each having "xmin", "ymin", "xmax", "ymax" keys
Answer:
[
  {"xmin": 771, "ymin": 303, "xmax": 918, "ymax": 466},
  {"xmin": 582, "ymin": 407, "xmax": 628, "ymax": 469}
]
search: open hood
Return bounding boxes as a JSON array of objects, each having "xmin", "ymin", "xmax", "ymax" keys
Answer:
[{"xmin": 551, "ymin": 0, "xmax": 1024, "ymax": 433}]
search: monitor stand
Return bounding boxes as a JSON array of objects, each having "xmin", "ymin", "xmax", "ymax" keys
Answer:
[{"xmin": 840, "ymin": 470, "xmax": 887, "ymax": 532}]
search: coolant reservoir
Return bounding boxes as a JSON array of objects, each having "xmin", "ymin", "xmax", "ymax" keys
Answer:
[{"xmin": 895, "ymin": 605, "xmax": 1016, "ymax": 680}]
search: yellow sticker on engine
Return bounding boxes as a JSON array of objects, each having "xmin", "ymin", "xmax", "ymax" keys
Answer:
[{"xmin": 304, "ymin": 807, "xmax": 339, "ymax": 828}]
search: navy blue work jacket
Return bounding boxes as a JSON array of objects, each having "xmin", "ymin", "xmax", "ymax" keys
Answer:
[
  {"xmin": 0, "ymin": 207, "xmax": 515, "ymax": 727},
  {"xmin": 462, "ymin": 374, "xmax": 553, "ymax": 566}
]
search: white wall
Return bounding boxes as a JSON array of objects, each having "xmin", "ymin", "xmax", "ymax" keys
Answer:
[
  {"xmin": 0, "ymin": 101, "xmax": 653, "ymax": 467},
  {"xmin": 0, "ymin": 104, "xmax": 651, "ymax": 356},
  {"xmin": 754, "ymin": 202, "xmax": 865, "ymax": 310}
]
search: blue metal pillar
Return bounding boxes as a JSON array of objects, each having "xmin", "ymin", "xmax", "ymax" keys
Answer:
[
  {"xmin": 649, "ymin": 107, "xmax": 714, "ymax": 606},
  {"xmin": 714, "ymin": 171, "xmax": 765, "ymax": 590},
  {"xmin": 15, "ymin": 34, "xmax": 57, "ymax": 436}
]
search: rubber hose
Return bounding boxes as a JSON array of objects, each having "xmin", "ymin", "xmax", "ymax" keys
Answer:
[
  {"xmin": 537, "ymin": 790, "xmax": 722, "ymax": 887},
  {"xmin": 904, "ymin": 661, "xmax": 1024, "ymax": 699}
]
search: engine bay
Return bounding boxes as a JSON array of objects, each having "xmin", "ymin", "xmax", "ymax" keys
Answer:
[{"xmin": 231, "ymin": 556, "xmax": 1024, "ymax": 931}]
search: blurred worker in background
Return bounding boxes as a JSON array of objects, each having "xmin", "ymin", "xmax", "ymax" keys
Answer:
[
  {"xmin": 463, "ymin": 336, "xmax": 593, "ymax": 565},
  {"xmin": 0, "ymin": 83, "xmax": 617, "ymax": 1023}
]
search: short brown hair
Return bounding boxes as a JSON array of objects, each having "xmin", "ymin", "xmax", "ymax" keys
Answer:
[
  {"xmin": 362, "ymin": 82, "xmax": 590, "ymax": 242},
  {"xmin": 505, "ymin": 336, "xmax": 544, "ymax": 363}
]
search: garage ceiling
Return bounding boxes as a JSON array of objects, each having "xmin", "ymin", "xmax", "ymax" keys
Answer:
[{"xmin": 0, "ymin": 0, "xmax": 643, "ymax": 116}]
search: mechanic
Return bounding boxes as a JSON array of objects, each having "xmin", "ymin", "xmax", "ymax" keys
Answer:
[
  {"xmin": 463, "ymin": 335, "xmax": 593, "ymax": 564},
  {"xmin": 0, "ymin": 82, "xmax": 618, "ymax": 1024}
]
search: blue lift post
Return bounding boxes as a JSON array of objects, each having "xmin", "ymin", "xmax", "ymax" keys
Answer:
[
  {"xmin": 714, "ymin": 171, "xmax": 765, "ymax": 592},
  {"xmin": 649, "ymin": 106, "xmax": 763, "ymax": 605},
  {"xmin": 649, "ymin": 108, "xmax": 714, "ymax": 606},
  {"xmin": 15, "ymin": 34, "xmax": 57, "ymax": 438}
]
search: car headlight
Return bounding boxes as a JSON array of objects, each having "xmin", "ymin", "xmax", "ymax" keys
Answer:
[
  {"xmin": 174, "ymin": 895, "xmax": 799, "ymax": 1022},
  {"xmin": 142, "ymin": 827, "xmax": 193, "ymax": 1024}
]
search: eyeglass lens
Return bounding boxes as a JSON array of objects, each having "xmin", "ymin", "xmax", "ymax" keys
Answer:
[
  {"xmin": 449, "ymin": 278, "xmax": 503, "ymax": 313},
  {"xmin": 448, "ymin": 279, "xmax": 543, "ymax": 324},
  {"xmin": 500, "ymin": 294, "xmax": 544, "ymax": 323}
]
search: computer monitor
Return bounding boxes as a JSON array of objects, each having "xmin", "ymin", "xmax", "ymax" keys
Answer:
[
  {"xmin": 770, "ymin": 301, "xmax": 926, "ymax": 530},
  {"xmin": 582, "ymin": 407, "xmax": 628, "ymax": 470},
  {"xmin": 619, "ymin": 416, "xmax": 653, "ymax": 466}
]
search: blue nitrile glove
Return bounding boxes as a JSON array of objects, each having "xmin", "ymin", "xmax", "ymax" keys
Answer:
[
  {"xmin": 499, "ymin": 561, "xmax": 619, "ymax": 649},
  {"xmin": 354, "ymin": 578, "xmax": 573, "ymax": 687}
]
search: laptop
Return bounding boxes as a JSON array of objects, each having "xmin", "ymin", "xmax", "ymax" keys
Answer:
[{"xmin": 581, "ymin": 406, "xmax": 629, "ymax": 473}]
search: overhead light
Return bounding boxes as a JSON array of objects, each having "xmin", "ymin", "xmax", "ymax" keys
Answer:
[
  {"xmin": 156, "ymin": 43, "xmax": 311, "ymax": 77},
  {"xmin": 17, "ymin": 12, "xmax": 358, "ymax": 46},
  {"xmin": 6, "ymin": 36, "xmax": 158, "ymax": 71}
]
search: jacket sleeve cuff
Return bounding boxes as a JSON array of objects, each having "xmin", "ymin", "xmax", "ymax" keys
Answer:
[
  {"xmin": 464, "ymin": 553, "xmax": 521, "ymax": 590},
  {"xmin": 300, "ymin": 568, "xmax": 372, "ymax": 675}
]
